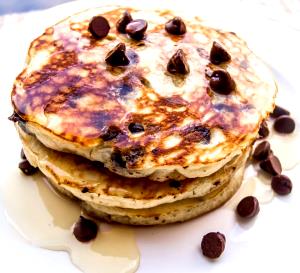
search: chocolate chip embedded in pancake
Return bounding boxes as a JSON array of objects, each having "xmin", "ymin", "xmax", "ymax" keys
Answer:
[{"xmin": 11, "ymin": 6, "xmax": 277, "ymax": 181}]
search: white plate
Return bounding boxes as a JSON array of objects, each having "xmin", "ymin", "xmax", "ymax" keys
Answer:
[{"xmin": 0, "ymin": 1, "xmax": 300, "ymax": 273}]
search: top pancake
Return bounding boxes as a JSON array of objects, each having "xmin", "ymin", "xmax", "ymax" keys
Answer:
[{"xmin": 11, "ymin": 6, "xmax": 276, "ymax": 181}]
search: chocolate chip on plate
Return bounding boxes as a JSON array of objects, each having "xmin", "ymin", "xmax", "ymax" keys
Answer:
[
  {"xmin": 273, "ymin": 115, "xmax": 295, "ymax": 134},
  {"xmin": 116, "ymin": 10, "xmax": 133, "ymax": 33},
  {"xmin": 19, "ymin": 160, "xmax": 38, "ymax": 176},
  {"xmin": 209, "ymin": 70, "xmax": 236, "ymax": 95},
  {"xmin": 258, "ymin": 121, "xmax": 269, "ymax": 139},
  {"xmin": 105, "ymin": 43, "xmax": 130, "ymax": 66},
  {"xmin": 209, "ymin": 41, "xmax": 231, "ymax": 65},
  {"xmin": 21, "ymin": 149, "xmax": 26, "ymax": 160},
  {"xmin": 270, "ymin": 105, "xmax": 290, "ymax": 119},
  {"xmin": 271, "ymin": 175, "xmax": 292, "ymax": 195},
  {"xmin": 88, "ymin": 16, "xmax": 110, "ymax": 39},
  {"xmin": 128, "ymin": 122, "xmax": 144, "ymax": 133},
  {"xmin": 259, "ymin": 154, "xmax": 282, "ymax": 176},
  {"xmin": 201, "ymin": 232, "xmax": 226, "ymax": 259},
  {"xmin": 126, "ymin": 19, "xmax": 148, "ymax": 40},
  {"xmin": 167, "ymin": 49, "xmax": 190, "ymax": 75},
  {"xmin": 253, "ymin": 141, "xmax": 271, "ymax": 161},
  {"xmin": 236, "ymin": 196, "xmax": 260, "ymax": 218},
  {"xmin": 100, "ymin": 125, "xmax": 122, "ymax": 141},
  {"xmin": 165, "ymin": 17, "xmax": 186, "ymax": 35},
  {"xmin": 73, "ymin": 216, "xmax": 98, "ymax": 242}
]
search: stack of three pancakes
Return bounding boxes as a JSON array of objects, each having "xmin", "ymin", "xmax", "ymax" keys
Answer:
[{"xmin": 11, "ymin": 6, "xmax": 276, "ymax": 225}]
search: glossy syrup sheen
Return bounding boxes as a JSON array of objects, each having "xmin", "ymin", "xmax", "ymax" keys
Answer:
[
  {"xmin": 3, "ymin": 172, "xmax": 140, "ymax": 273},
  {"xmin": 11, "ymin": 7, "xmax": 276, "ymax": 170}
]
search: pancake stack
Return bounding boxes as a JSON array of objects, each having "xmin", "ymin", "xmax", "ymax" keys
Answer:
[{"xmin": 10, "ymin": 6, "xmax": 276, "ymax": 225}]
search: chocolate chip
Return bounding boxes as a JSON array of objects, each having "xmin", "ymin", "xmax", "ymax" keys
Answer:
[
  {"xmin": 111, "ymin": 150, "xmax": 126, "ymax": 168},
  {"xmin": 236, "ymin": 196, "xmax": 260, "ymax": 218},
  {"xmin": 270, "ymin": 105, "xmax": 290, "ymax": 118},
  {"xmin": 201, "ymin": 232, "xmax": 226, "ymax": 259},
  {"xmin": 126, "ymin": 19, "xmax": 147, "ymax": 40},
  {"xmin": 100, "ymin": 125, "xmax": 122, "ymax": 141},
  {"xmin": 271, "ymin": 175, "xmax": 292, "ymax": 195},
  {"xmin": 167, "ymin": 49, "xmax": 190, "ymax": 75},
  {"xmin": 209, "ymin": 41, "xmax": 231, "ymax": 65},
  {"xmin": 116, "ymin": 10, "xmax": 132, "ymax": 33},
  {"xmin": 123, "ymin": 146, "xmax": 145, "ymax": 165},
  {"xmin": 169, "ymin": 180, "xmax": 181, "ymax": 188},
  {"xmin": 105, "ymin": 43, "xmax": 130, "ymax": 66},
  {"xmin": 273, "ymin": 115, "xmax": 295, "ymax": 134},
  {"xmin": 73, "ymin": 216, "xmax": 98, "ymax": 242},
  {"xmin": 128, "ymin": 123, "xmax": 144, "ymax": 133},
  {"xmin": 81, "ymin": 187, "xmax": 89, "ymax": 193},
  {"xmin": 19, "ymin": 160, "xmax": 38, "ymax": 175},
  {"xmin": 184, "ymin": 125, "xmax": 211, "ymax": 144},
  {"xmin": 209, "ymin": 70, "xmax": 236, "ymax": 95},
  {"xmin": 253, "ymin": 141, "xmax": 271, "ymax": 161},
  {"xmin": 88, "ymin": 16, "xmax": 110, "ymax": 39},
  {"xmin": 258, "ymin": 121, "xmax": 269, "ymax": 139},
  {"xmin": 165, "ymin": 17, "xmax": 186, "ymax": 35},
  {"xmin": 21, "ymin": 149, "xmax": 26, "ymax": 160},
  {"xmin": 259, "ymin": 154, "xmax": 282, "ymax": 175}
]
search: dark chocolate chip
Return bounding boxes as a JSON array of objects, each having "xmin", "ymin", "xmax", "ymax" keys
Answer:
[
  {"xmin": 184, "ymin": 125, "xmax": 211, "ymax": 144},
  {"xmin": 111, "ymin": 150, "xmax": 126, "ymax": 168},
  {"xmin": 8, "ymin": 111, "xmax": 25, "ymax": 122},
  {"xmin": 167, "ymin": 49, "xmax": 190, "ymax": 75},
  {"xmin": 165, "ymin": 17, "xmax": 186, "ymax": 35},
  {"xmin": 253, "ymin": 141, "xmax": 271, "ymax": 161},
  {"xmin": 88, "ymin": 16, "xmax": 110, "ymax": 39},
  {"xmin": 236, "ymin": 196, "xmax": 260, "ymax": 218},
  {"xmin": 21, "ymin": 149, "xmax": 26, "ymax": 160},
  {"xmin": 201, "ymin": 232, "xmax": 226, "ymax": 259},
  {"xmin": 273, "ymin": 115, "xmax": 295, "ymax": 134},
  {"xmin": 105, "ymin": 43, "xmax": 130, "ymax": 66},
  {"xmin": 209, "ymin": 70, "xmax": 236, "ymax": 95},
  {"xmin": 100, "ymin": 126, "xmax": 122, "ymax": 141},
  {"xmin": 124, "ymin": 146, "xmax": 145, "ymax": 165},
  {"xmin": 81, "ymin": 187, "xmax": 89, "ymax": 193},
  {"xmin": 128, "ymin": 123, "xmax": 144, "ymax": 133},
  {"xmin": 19, "ymin": 160, "xmax": 38, "ymax": 176},
  {"xmin": 270, "ymin": 105, "xmax": 290, "ymax": 118},
  {"xmin": 116, "ymin": 10, "xmax": 132, "ymax": 33},
  {"xmin": 271, "ymin": 175, "xmax": 292, "ymax": 195},
  {"xmin": 259, "ymin": 155, "xmax": 282, "ymax": 176},
  {"xmin": 73, "ymin": 216, "xmax": 98, "ymax": 242},
  {"xmin": 258, "ymin": 121, "xmax": 269, "ymax": 139},
  {"xmin": 209, "ymin": 41, "xmax": 231, "ymax": 65},
  {"xmin": 126, "ymin": 19, "xmax": 147, "ymax": 40},
  {"xmin": 169, "ymin": 180, "xmax": 181, "ymax": 188}
]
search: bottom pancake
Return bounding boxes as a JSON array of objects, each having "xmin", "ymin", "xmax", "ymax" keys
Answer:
[{"xmin": 17, "ymin": 123, "xmax": 250, "ymax": 225}]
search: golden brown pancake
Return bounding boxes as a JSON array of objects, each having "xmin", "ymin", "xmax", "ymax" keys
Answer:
[
  {"xmin": 17, "ymin": 123, "xmax": 249, "ymax": 225},
  {"xmin": 11, "ymin": 6, "xmax": 276, "ymax": 181}
]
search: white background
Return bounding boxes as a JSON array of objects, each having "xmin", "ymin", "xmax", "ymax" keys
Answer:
[{"xmin": 0, "ymin": 0, "xmax": 300, "ymax": 272}]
